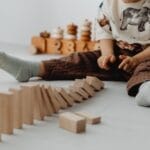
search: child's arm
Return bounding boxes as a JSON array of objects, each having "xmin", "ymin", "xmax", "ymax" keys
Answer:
[
  {"xmin": 97, "ymin": 39, "xmax": 116, "ymax": 70},
  {"xmin": 119, "ymin": 46, "xmax": 150, "ymax": 72}
]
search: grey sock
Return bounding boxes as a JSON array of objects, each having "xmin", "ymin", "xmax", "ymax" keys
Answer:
[
  {"xmin": 135, "ymin": 81, "xmax": 150, "ymax": 107},
  {"xmin": 0, "ymin": 52, "xmax": 40, "ymax": 82}
]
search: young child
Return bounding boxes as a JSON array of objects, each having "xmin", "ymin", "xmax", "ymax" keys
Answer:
[{"xmin": 0, "ymin": 0, "xmax": 149, "ymax": 106}]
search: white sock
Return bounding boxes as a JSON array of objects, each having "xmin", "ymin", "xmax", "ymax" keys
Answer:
[{"xmin": 135, "ymin": 81, "xmax": 150, "ymax": 107}]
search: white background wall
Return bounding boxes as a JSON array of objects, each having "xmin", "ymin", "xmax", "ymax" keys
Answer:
[{"xmin": 0, "ymin": 0, "xmax": 101, "ymax": 46}]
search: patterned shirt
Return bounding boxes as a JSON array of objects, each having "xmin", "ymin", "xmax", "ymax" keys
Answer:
[{"xmin": 96, "ymin": 0, "xmax": 150, "ymax": 50}]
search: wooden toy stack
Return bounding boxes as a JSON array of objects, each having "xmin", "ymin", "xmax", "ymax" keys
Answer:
[
  {"xmin": 31, "ymin": 19, "xmax": 101, "ymax": 55},
  {"xmin": 0, "ymin": 76, "xmax": 104, "ymax": 139}
]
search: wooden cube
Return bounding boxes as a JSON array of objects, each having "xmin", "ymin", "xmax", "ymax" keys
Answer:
[
  {"xmin": 9, "ymin": 88, "xmax": 23, "ymax": 129},
  {"xmin": 31, "ymin": 36, "xmax": 46, "ymax": 53},
  {"xmin": 47, "ymin": 38, "xmax": 62, "ymax": 54},
  {"xmin": 0, "ymin": 92, "xmax": 14, "ymax": 135},
  {"xmin": 88, "ymin": 41, "xmax": 96, "ymax": 51},
  {"xmin": 75, "ymin": 112, "xmax": 101, "ymax": 124},
  {"xmin": 86, "ymin": 76, "xmax": 104, "ymax": 91},
  {"xmin": 61, "ymin": 39, "xmax": 76, "ymax": 55},
  {"xmin": 59, "ymin": 112, "xmax": 86, "ymax": 133},
  {"xmin": 76, "ymin": 40, "xmax": 89, "ymax": 52}
]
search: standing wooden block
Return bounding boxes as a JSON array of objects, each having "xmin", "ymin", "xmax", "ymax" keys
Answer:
[
  {"xmin": 74, "ymin": 79, "xmax": 96, "ymax": 97},
  {"xmin": 31, "ymin": 36, "xmax": 46, "ymax": 53},
  {"xmin": 9, "ymin": 88, "xmax": 23, "ymax": 129},
  {"xmin": 59, "ymin": 112, "xmax": 86, "ymax": 133},
  {"xmin": 66, "ymin": 89, "xmax": 83, "ymax": 103},
  {"xmin": 61, "ymin": 39, "xmax": 76, "ymax": 55},
  {"xmin": 70, "ymin": 86, "xmax": 89, "ymax": 100},
  {"xmin": 21, "ymin": 86, "xmax": 34, "ymax": 125},
  {"xmin": 75, "ymin": 112, "xmax": 101, "ymax": 124},
  {"xmin": 0, "ymin": 92, "xmax": 14, "ymax": 135},
  {"xmin": 86, "ymin": 76, "xmax": 104, "ymax": 91},
  {"xmin": 40, "ymin": 85, "xmax": 54, "ymax": 116},
  {"xmin": 88, "ymin": 41, "xmax": 96, "ymax": 51},
  {"xmin": 52, "ymin": 88, "xmax": 68, "ymax": 109},
  {"xmin": 45, "ymin": 85, "xmax": 60, "ymax": 113},
  {"xmin": 56, "ymin": 88, "xmax": 74, "ymax": 107},
  {"xmin": 47, "ymin": 38, "xmax": 62, "ymax": 54}
]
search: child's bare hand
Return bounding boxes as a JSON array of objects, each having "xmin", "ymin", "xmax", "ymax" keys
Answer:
[
  {"xmin": 97, "ymin": 55, "xmax": 116, "ymax": 70},
  {"xmin": 118, "ymin": 55, "xmax": 138, "ymax": 72}
]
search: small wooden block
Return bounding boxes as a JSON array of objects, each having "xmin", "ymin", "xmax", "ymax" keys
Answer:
[
  {"xmin": 75, "ymin": 112, "xmax": 101, "ymax": 124},
  {"xmin": 31, "ymin": 36, "xmax": 46, "ymax": 53},
  {"xmin": 66, "ymin": 89, "xmax": 83, "ymax": 103},
  {"xmin": 70, "ymin": 86, "xmax": 89, "ymax": 100},
  {"xmin": 59, "ymin": 112, "xmax": 86, "ymax": 133},
  {"xmin": 40, "ymin": 85, "xmax": 54, "ymax": 116},
  {"xmin": 74, "ymin": 79, "xmax": 96, "ymax": 97},
  {"xmin": 45, "ymin": 85, "xmax": 60, "ymax": 113},
  {"xmin": 0, "ymin": 92, "xmax": 14, "ymax": 135},
  {"xmin": 47, "ymin": 38, "xmax": 62, "ymax": 54},
  {"xmin": 9, "ymin": 88, "xmax": 23, "ymax": 129},
  {"xmin": 86, "ymin": 76, "xmax": 104, "ymax": 91},
  {"xmin": 61, "ymin": 39, "xmax": 76, "ymax": 55},
  {"xmin": 88, "ymin": 41, "xmax": 96, "ymax": 51},
  {"xmin": 21, "ymin": 86, "xmax": 34, "ymax": 125},
  {"xmin": 56, "ymin": 88, "xmax": 74, "ymax": 107},
  {"xmin": 52, "ymin": 88, "xmax": 68, "ymax": 109}
]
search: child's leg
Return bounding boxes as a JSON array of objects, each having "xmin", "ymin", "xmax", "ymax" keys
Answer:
[
  {"xmin": 41, "ymin": 51, "xmax": 128, "ymax": 81},
  {"xmin": 0, "ymin": 52, "xmax": 40, "ymax": 82},
  {"xmin": 127, "ymin": 59, "xmax": 150, "ymax": 107}
]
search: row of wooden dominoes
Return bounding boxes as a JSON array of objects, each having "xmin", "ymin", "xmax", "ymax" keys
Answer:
[
  {"xmin": 31, "ymin": 37, "xmax": 101, "ymax": 55},
  {"xmin": 0, "ymin": 76, "xmax": 104, "ymax": 141}
]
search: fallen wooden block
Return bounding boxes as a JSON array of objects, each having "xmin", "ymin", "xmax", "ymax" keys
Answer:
[
  {"xmin": 74, "ymin": 79, "xmax": 96, "ymax": 97},
  {"xmin": 56, "ymin": 88, "xmax": 74, "ymax": 107},
  {"xmin": 52, "ymin": 88, "xmax": 68, "ymax": 109},
  {"xmin": 66, "ymin": 88, "xmax": 83, "ymax": 103},
  {"xmin": 0, "ymin": 92, "xmax": 14, "ymax": 135},
  {"xmin": 70, "ymin": 86, "xmax": 89, "ymax": 100},
  {"xmin": 40, "ymin": 85, "xmax": 54, "ymax": 116},
  {"xmin": 9, "ymin": 88, "xmax": 23, "ymax": 129},
  {"xmin": 86, "ymin": 76, "xmax": 104, "ymax": 91},
  {"xmin": 75, "ymin": 112, "xmax": 101, "ymax": 124},
  {"xmin": 45, "ymin": 85, "xmax": 60, "ymax": 113},
  {"xmin": 59, "ymin": 112, "xmax": 86, "ymax": 133}
]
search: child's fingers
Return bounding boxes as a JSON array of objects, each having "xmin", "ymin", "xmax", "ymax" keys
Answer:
[
  {"xmin": 103, "ymin": 56, "xmax": 110, "ymax": 70},
  {"xmin": 118, "ymin": 58, "xmax": 129, "ymax": 69},
  {"xmin": 110, "ymin": 55, "xmax": 116, "ymax": 63},
  {"xmin": 119, "ymin": 55, "xmax": 126, "ymax": 60}
]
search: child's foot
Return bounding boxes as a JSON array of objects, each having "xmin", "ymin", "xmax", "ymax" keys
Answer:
[
  {"xmin": 135, "ymin": 81, "xmax": 150, "ymax": 107},
  {"xmin": 0, "ymin": 51, "xmax": 40, "ymax": 82}
]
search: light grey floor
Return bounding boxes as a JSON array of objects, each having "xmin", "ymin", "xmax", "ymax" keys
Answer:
[{"xmin": 0, "ymin": 43, "xmax": 150, "ymax": 150}]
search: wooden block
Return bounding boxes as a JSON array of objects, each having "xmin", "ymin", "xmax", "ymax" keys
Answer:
[
  {"xmin": 47, "ymin": 38, "xmax": 62, "ymax": 54},
  {"xmin": 40, "ymin": 85, "xmax": 54, "ymax": 116},
  {"xmin": 93, "ymin": 41, "xmax": 101, "ymax": 51},
  {"xmin": 31, "ymin": 36, "xmax": 46, "ymax": 53},
  {"xmin": 59, "ymin": 112, "xmax": 86, "ymax": 133},
  {"xmin": 76, "ymin": 40, "xmax": 89, "ymax": 52},
  {"xmin": 66, "ymin": 88, "xmax": 83, "ymax": 103},
  {"xmin": 45, "ymin": 85, "xmax": 60, "ymax": 113},
  {"xmin": 56, "ymin": 88, "xmax": 74, "ymax": 107},
  {"xmin": 61, "ymin": 39, "xmax": 76, "ymax": 55},
  {"xmin": 52, "ymin": 88, "xmax": 68, "ymax": 109},
  {"xmin": 75, "ymin": 112, "xmax": 101, "ymax": 124},
  {"xmin": 86, "ymin": 76, "xmax": 104, "ymax": 91},
  {"xmin": 9, "ymin": 88, "xmax": 23, "ymax": 129},
  {"xmin": 20, "ymin": 86, "xmax": 34, "ymax": 125},
  {"xmin": 0, "ymin": 92, "xmax": 14, "ymax": 135},
  {"xmin": 70, "ymin": 86, "xmax": 89, "ymax": 100},
  {"xmin": 88, "ymin": 41, "xmax": 96, "ymax": 51},
  {"xmin": 74, "ymin": 79, "xmax": 96, "ymax": 97}
]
